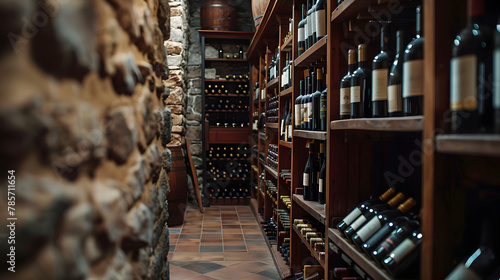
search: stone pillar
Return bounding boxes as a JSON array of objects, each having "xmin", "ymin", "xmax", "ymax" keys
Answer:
[{"xmin": 0, "ymin": 0, "xmax": 172, "ymax": 279}]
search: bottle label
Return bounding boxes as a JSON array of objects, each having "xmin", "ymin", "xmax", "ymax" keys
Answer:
[
  {"xmin": 288, "ymin": 124, "xmax": 292, "ymax": 139},
  {"xmin": 303, "ymin": 104, "xmax": 308, "ymax": 123},
  {"xmin": 349, "ymin": 215, "xmax": 367, "ymax": 231},
  {"xmin": 305, "ymin": 19, "xmax": 309, "ymax": 43},
  {"xmin": 342, "ymin": 208, "xmax": 362, "ymax": 226},
  {"xmin": 295, "ymin": 104, "xmax": 302, "ymax": 126},
  {"xmin": 403, "ymin": 60, "xmax": 423, "ymax": 98},
  {"xmin": 372, "ymin": 69, "xmax": 389, "ymax": 101},
  {"xmin": 388, "ymin": 84, "xmax": 402, "ymax": 113},
  {"xmin": 307, "ymin": 101, "xmax": 313, "ymax": 121},
  {"xmin": 356, "ymin": 217, "xmax": 382, "ymax": 242},
  {"xmin": 311, "ymin": 10, "xmax": 316, "ymax": 38},
  {"xmin": 319, "ymin": 179, "xmax": 324, "ymax": 193},
  {"xmin": 281, "ymin": 119, "xmax": 285, "ymax": 137},
  {"xmin": 450, "ymin": 55, "xmax": 478, "ymax": 110},
  {"xmin": 340, "ymin": 87, "xmax": 351, "ymax": 115},
  {"xmin": 445, "ymin": 264, "xmax": 483, "ymax": 280},
  {"xmin": 307, "ymin": 14, "xmax": 312, "ymax": 40},
  {"xmin": 298, "ymin": 27, "xmax": 305, "ymax": 47},
  {"xmin": 320, "ymin": 99, "xmax": 327, "ymax": 119},
  {"xmin": 389, "ymin": 238, "xmax": 417, "ymax": 263},
  {"xmin": 315, "ymin": 9, "xmax": 326, "ymax": 38},
  {"xmin": 494, "ymin": 49, "xmax": 500, "ymax": 109},
  {"xmin": 351, "ymin": 86, "xmax": 361, "ymax": 103},
  {"xmin": 303, "ymin": 173, "xmax": 309, "ymax": 186}
]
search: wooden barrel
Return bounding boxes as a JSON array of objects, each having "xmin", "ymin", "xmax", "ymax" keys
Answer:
[
  {"xmin": 252, "ymin": 0, "xmax": 270, "ymax": 27},
  {"xmin": 166, "ymin": 145, "xmax": 188, "ymax": 226},
  {"xmin": 201, "ymin": 0, "xmax": 237, "ymax": 31}
]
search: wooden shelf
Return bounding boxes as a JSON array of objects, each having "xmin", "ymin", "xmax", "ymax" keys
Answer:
[
  {"xmin": 267, "ymin": 123, "xmax": 279, "ymax": 129},
  {"xmin": 207, "ymin": 157, "xmax": 249, "ymax": 161},
  {"xmin": 279, "ymin": 140, "xmax": 292, "ymax": 148},
  {"xmin": 280, "ymin": 34, "xmax": 293, "ymax": 51},
  {"xmin": 292, "ymin": 194, "xmax": 326, "ymax": 225},
  {"xmin": 330, "ymin": 0, "xmax": 378, "ymax": 23},
  {"xmin": 435, "ymin": 134, "xmax": 500, "ymax": 157},
  {"xmin": 264, "ymin": 165, "xmax": 278, "ymax": 179},
  {"xmin": 328, "ymin": 228, "xmax": 393, "ymax": 280},
  {"xmin": 205, "ymin": 79, "xmax": 249, "ymax": 83},
  {"xmin": 199, "ymin": 30, "xmax": 254, "ymax": 39},
  {"xmin": 261, "ymin": 226, "xmax": 293, "ymax": 279},
  {"xmin": 292, "ymin": 225, "xmax": 326, "ymax": 268},
  {"xmin": 208, "ymin": 177, "xmax": 250, "ymax": 181},
  {"xmin": 205, "ymin": 109, "xmax": 248, "ymax": 113},
  {"xmin": 294, "ymin": 36, "xmax": 328, "ymax": 68},
  {"xmin": 205, "ymin": 58, "xmax": 248, "ymax": 62},
  {"xmin": 280, "ymin": 87, "xmax": 292, "ymax": 97},
  {"xmin": 330, "ymin": 116, "xmax": 423, "ymax": 132},
  {"xmin": 293, "ymin": 130, "xmax": 327, "ymax": 140},
  {"xmin": 267, "ymin": 77, "xmax": 279, "ymax": 89}
]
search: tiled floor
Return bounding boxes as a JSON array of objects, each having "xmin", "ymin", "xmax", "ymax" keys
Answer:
[{"xmin": 169, "ymin": 205, "xmax": 280, "ymax": 280}]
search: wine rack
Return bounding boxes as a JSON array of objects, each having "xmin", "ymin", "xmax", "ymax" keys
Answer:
[{"xmin": 200, "ymin": 31, "xmax": 254, "ymax": 206}]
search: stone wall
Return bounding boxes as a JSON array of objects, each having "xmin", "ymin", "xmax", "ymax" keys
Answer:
[{"xmin": 0, "ymin": 0, "xmax": 172, "ymax": 279}]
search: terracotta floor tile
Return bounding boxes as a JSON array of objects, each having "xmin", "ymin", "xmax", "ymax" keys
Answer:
[
  {"xmin": 185, "ymin": 275, "xmax": 220, "ymax": 280},
  {"xmin": 177, "ymin": 262, "xmax": 226, "ymax": 274},
  {"xmin": 204, "ymin": 267, "xmax": 255, "ymax": 280},
  {"xmin": 239, "ymin": 274, "xmax": 277, "ymax": 280},
  {"xmin": 200, "ymin": 245, "xmax": 223, "ymax": 252},
  {"xmin": 226, "ymin": 262, "xmax": 274, "ymax": 274},
  {"xmin": 169, "ymin": 264, "xmax": 202, "ymax": 280},
  {"xmin": 256, "ymin": 268, "xmax": 280, "ymax": 279},
  {"xmin": 174, "ymin": 245, "xmax": 199, "ymax": 252},
  {"xmin": 223, "ymin": 245, "xmax": 247, "ymax": 252}
]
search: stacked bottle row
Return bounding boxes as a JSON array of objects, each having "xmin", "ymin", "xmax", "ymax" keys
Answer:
[
  {"xmin": 279, "ymin": 237, "xmax": 291, "ymax": 265},
  {"xmin": 207, "ymin": 144, "xmax": 251, "ymax": 159},
  {"xmin": 204, "ymin": 83, "xmax": 249, "ymax": 95},
  {"xmin": 302, "ymin": 141, "xmax": 326, "ymax": 204},
  {"xmin": 224, "ymin": 74, "xmax": 249, "ymax": 81},
  {"xmin": 266, "ymin": 95, "xmax": 279, "ymax": 123},
  {"xmin": 205, "ymin": 99, "xmax": 248, "ymax": 111},
  {"xmin": 294, "ymin": 219, "xmax": 325, "ymax": 261},
  {"xmin": 268, "ymin": 49, "xmax": 279, "ymax": 82},
  {"xmin": 294, "ymin": 68, "xmax": 327, "ymax": 131},
  {"xmin": 267, "ymin": 144, "xmax": 278, "ymax": 171},
  {"xmin": 335, "ymin": 188, "xmax": 422, "ymax": 277},
  {"xmin": 264, "ymin": 180, "xmax": 277, "ymax": 203},
  {"xmin": 217, "ymin": 44, "xmax": 244, "ymax": 59},
  {"xmin": 277, "ymin": 209, "xmax": 291, "ymax": 265},
  {"xmin": 207, "ymin": 161, "xmax": 249, "ymax": 180},
  {"xmin": 262, "ymin": 218, "xmax": 277, "ymax": 240},
  {"xmin": 338, "ymin": 7, "xmax": 424, "ymax": 119},
  {"xmin": 206, "ymin": 184, "xmax": 250, "ymax": 198},
  {"xmin": 297, "ymin": 0, "xmax": 327, "ymax": 57},
  {"xmin": 280, "ymin": 99, "xmax": 293, "ymax": 142}
]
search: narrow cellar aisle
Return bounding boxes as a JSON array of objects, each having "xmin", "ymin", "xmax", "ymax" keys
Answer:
[{"xmin": 169, "ymin": 206, "xmax": 280, "ymax": 280}]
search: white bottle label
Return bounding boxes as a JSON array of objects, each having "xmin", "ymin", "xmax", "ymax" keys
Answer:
[
  {"xmin": 444, "ymin": 264, "xmax": 483, "ymax": 280},
  {"xmin": 315, "ymin": 9, "xmax": 326, "ymax": 38},
  {"xmin": 281, "ymin": 119, "xmax": 285, "ymax": 137},
  {"xmin": 288, "ymin": 124, "xmax": 292, "ymax": 139},
  {"xmin": 372, "ymin": 69, "xmax": 389, "ymax": 101},
  {"xmin": 303, "ymin": 173, "xmax": 309, "ymax": 186},
  {"xmin": 494, "ymin": 49, "xmax": 500, "ymax": 109},
  {"xmin": 349, "ymin": 215, "xmax": 367, "ymax": 231},
  {"xmin": 403, "ymin": 60, "xmax": 423, "ymax": 98},
  {"xmin": 342, "ymin": 208, "xmax": 362, "ymax": 226},
  {"xmin": 340, "ymin": 87, "xmax": 351, "ymax": 115},
  {"xmin": 351, "ymin": 86, "xmax": 361, "ymax": 103},
  {"xmin": 356, "ymin": 217, "xmax": 382, "ymax": 242},
  {"xmin": 303, "ymin": 104, "xmax": 308, "ymax": 123},
  {"xmin": 388, "ymin": 84, "xmax": 402, "ymax": 113},
  {"xmin": 298, "ymin": 27, "xmax": 305, "ymax": 45},
  {"xmin": 389, "ymin": 238, "xmax": 417, "ymax": 263},
  {"xmin": 295, "ymin": 104, "xmax": 302, "ymax": 126},
  {"xmin": 304, "ymin": 19, "xmax": 309, "ymax": 43},
  {"xmin": 311, "ymin": 10, "xmax": 316, "ymax": 39},
  {"xmin": 319, "ymin": 179, "xmax": 324, "ymax": 193},
  {"xmin": 450, "ymin": 55, "xmax": 478, "ymax": 110},
  {"xmin": 307, "ymin": 14, "xmax": 312, "ymax": 40},
  {"xmin": 307, "ymin": 101, "xmax": 313, "ymax": 121},
  {"xmin": 301, "ymin": 105, "xmax": 306, "ymax": 124}
]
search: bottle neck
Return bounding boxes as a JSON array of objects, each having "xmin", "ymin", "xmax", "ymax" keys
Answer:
[
  {"xmin": 358, "ymin": 61, "xmax": 367, "ymax": 69},
  {"xmin": 416, "ymin": 6, "xmax": 422, "ymax": 37},
  {"xmin": 317, "ymin": 77, "xmax": 323, "ymax": 92},
  {"xmin": 311, "ymin": 72, "xmax": 317, "ymax": 93},
  {"xmin": 348, "ymin": 63, "xmax": 357, "ymax": 74},
  {"xmin": 380, "ymin": 26, "xmax": 388, "ymax": 51},
  {"xmin": 396, "ymin": 32, "xmax": 406, "ymax": 56}
]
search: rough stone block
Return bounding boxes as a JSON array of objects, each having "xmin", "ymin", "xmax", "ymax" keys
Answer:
[
  {"xmin": 188, "ymin": 51, "xmax": 201, "ymax": 66},
  {"xmin": 205, "ymin": 46, "xmax": 219, "ymax": 59},
  {"xmin": 169, "ymin": 133, "xmax": 182, "ymax": 146},
  {"xmin": 170, "ymin": 5, "xmax": 183, "ymax": 17},
  {"xmin": 188, "ymin": 86, "xmax": 201, "ymax": 96},
  {"xmin": 170, "ymin": 16, "xmax": 183, "ymax": 29},
  {"xmin": 166, "ymin": 105, "xmax": 184, "ymax": 114},
  {"xmin": 186, "ymin": 112, "xmax": 202, "ymax": 122},
  {"xmin": 160, "ymin": 107, "xmax": 172, "ymax": 147},
  {"xmin": 188, "ymin": 78, "xmax": 201, "ymax": 89},
  {"xmin": 186, "ymin": 65, "xmax": 201, "ymax": 79},
  {"xmin": 126, "ymin": 157, "xmax": 147, "ymax": 201},
  {"xmin": 164, "ymin": 87, "xmax": 184, "ymax": 105},
  {"xmin": 92, "ymin": 180, "xmax": 127, "ymax": 242},
  {"xmin": 189, "ymin": 143, "xmax": 202, "ymax": 157},
  {"xmin": 160, "ymin": 150, "xmax": 172, "ymax": 172},
  {"xmin": 191, "ymin": 156, "xmax": 203, "ymax": 168},
  {"xmin": 167, "ymin": 54, "xmax": 183, "ymax": 67},
  {"xmin": 172, "ymin": 125, "xmax": 185, "ymax": 134},
  {"xmin": 123, "ymin": 203, "xmax": 153, "ymax": 251},
  {"xmin": 171, "ymin": 113, "xmax": 185, "ymax": 126},
  {"xmin": 186, "ymin": 124, "xmax": 201, "ymax": 141},
  {"xmin": 165, "ymin": 41, "xmax": 183, "ymax": 55},
  {"xmin": 158, "ymin": 0, "xmax": 171, "ymax": 40},
  {"xmin": 204, "ymin": 68, "xmax": 216, "ymax": 79},
  {"xmin": 164, "ymin": 69, "xmax": 183, "ymax": 88},
  {"xmin": 169, "ymin": 28, "xmax": 183, "ymax": 42}
]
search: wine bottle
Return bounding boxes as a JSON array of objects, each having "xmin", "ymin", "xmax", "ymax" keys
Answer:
[
  {"xmin": 314, "ymin": 0, "xmax": 326, "ymax": 44},
  {"xmin": 308, "ymin": 142, "xmax": 318, "ymax": 202},
  {"xmin": 403, "ymin": 6, "xmax": 424, "ymax": 116},
  {"xmin": 352, "ymin": 198, "xmax": 416, "ymax": 248},
  {"xmin": 303, "ymin": 142, "xmax": 314, "ymax": 200},
  {"xmin": 286, "ymin": 100, "xmax": 293, "ymax": 142},
  {"xmin": 340, "ymin": 49, "xmax": 356, "ymax": 119},
  {"xmin": 344, "ymin": 193, "xmax": 406, "ymax": 240},
  {"xmin": 302, "ymin": 71, "xmax": 311, "ymax": 129},
  {"xmin": 306, "ymin": 0, "xmax": 314, "ymax": 49},
  {"xmin": 320, "ymin": 78, "xmax": 327, "ymax": 131},
  {"xmin": 281, "ymin": 99, "xmax": 289, "ymax": 141},
  {"xmin": 336, "ymin": 187, "xmax": 397, "ymax": 232},
  {"xmin": 219, "ymin": 44, "xmax": 223, "ymax": 58},
  {"xmin": 362, "ymin": 216, "xmax": 409, "ymax": 255},
  {"xmin": 450, "ymin": 0, "xmax": 493, "ymax": 133},
  {"xmin": 239, "ymin": 45, "xmax": 244, "ymax": 59},
  {"xmin": 312, "ymin": 68, "xmax": 323, "ymax": 131},
  {"xmin": 351, "ymin": 44, "xmax": 371, "ymax": 118},
  {"xmin": 318, "ymin": 142, "xmax": 326, "ymax": 204},
  {"xmin": 372, "ymin": 25, "xmax": 392, "ymax": 117},
  {"xmin": 298, "ymin": 4, "xmax": 306, "ymax": 56},
  {"xmin": 296, "ymin": 80, "xmax": 305, "ymax": 129},
  {"xmin": 388, "ymin": 30, "xmax": 408, "ymax": 117},
  {"xmin": 444, "ymin": 218, "xmax": 499, "ymax": 280},
  {"xmin": 371, "ymin": 220, "xmax": 420, "ymax": 264},
  {"xmin": 495, "ymin": 16, "xmax": 500, "ymax": 133},
  {"xmin": 308, "ymin": 71, "xmax": 316, "ymax": 130},
  {"xmin": 382, "ymin": 229, "xmax": 422, "ymax": 277}
]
